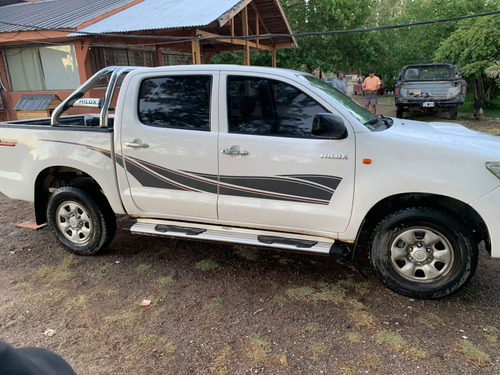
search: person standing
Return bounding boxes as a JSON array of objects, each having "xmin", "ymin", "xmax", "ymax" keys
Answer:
[
  {"xmin": 332, "ymin": 71, "xmax": 349, "ymax": 95},
  {"xmin": 362, "ymin": 68, "xmax": 381, "ymax": 115}
]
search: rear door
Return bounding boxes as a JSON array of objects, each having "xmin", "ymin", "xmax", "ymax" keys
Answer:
[
  {"xmin": 117, "ymin": 70, "xmax": 219, "ymax": 219},
  {"xmin": 217, "ymin": 73, "xmax": 355, "ymax": 234}
]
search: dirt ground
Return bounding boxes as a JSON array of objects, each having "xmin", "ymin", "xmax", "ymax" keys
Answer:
[{"xmin": 1, "ymin": 99, "xmax": 500, "ymax": 375}]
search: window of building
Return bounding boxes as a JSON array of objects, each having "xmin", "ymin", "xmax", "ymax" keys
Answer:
[
  {"xmin": 161, "ymin": 50, "xmax": 192, "ymax": 66},
  {"xmin": 227, "ymin": 76, "xmax": 327, "ymax": 138},
  {"xmin": 90, "ymin": 47, "xmax": 156, "ymax": 73},
  {"xmin": 4, "ymin": 45, "xmax": 80, "ymax": 91},
  {"xmin": 138, "ymin": 75, "xmax": 212, "ymax": 131}
]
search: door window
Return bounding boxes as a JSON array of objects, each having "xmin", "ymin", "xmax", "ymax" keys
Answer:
[
  {"xmin": 227, "ymin": 76, "xmax": 327, "ymax": 138},
  {"xmin": 138, "ymin": 75, "xmax": 212, "ymax": 130}
]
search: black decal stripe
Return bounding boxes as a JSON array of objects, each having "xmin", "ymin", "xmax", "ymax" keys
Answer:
[
  {"xmin": 129, "ymin": 157, "xmax": 218, "ymax": 194},
  {"xmin": 218, "ymin": 175, "xmax": 333, "ymax": 201},
  {"xmin": 184, "ymin": 171, "xmax": 219, "ymax": 183},
  {"xmin": 115, "ymin": 154, "xmax": 124, "ymax": 168},
  {"xmin": 281, "ymin": 174, "xmax": 342, "ymax": 193},
  {"xmin": 219, "ymin": 185, "xmax": 330, "ymax": 205},
  {"xmin": 188, "ymin": 171, "xmax": 342, "ymax": 204},
  {"xmin": 40, "ymin": 140, "xmax": 341, "ymax": 204},
  {"xmin": 124, "ymin": 157, "xmax": 198, "ymax": 192}
]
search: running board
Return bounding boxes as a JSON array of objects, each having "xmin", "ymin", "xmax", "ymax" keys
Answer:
[{"xmin": 124, "ymin": 219, "xmax": 344, "ymax": 256}]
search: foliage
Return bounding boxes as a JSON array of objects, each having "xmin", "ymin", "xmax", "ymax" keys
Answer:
[
  {"xmin": 279, "ymin": 0, "xmax": 376, "ymax": 74},
  {"xmin": 486, "ymin": 60, "xmax": 500, "ymax": 87},
  {"xmin": 211, "ymin": 0, "xmax": 500, "ymax": 105},
  {"xmin": 435, "ymin": 14, "xmax": 500, "ymax": 105},
  {"xmin": 373, "ymin": 0, "xmax": 500, "ymax": 85}
]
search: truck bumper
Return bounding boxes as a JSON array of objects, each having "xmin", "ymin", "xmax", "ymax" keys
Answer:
[
  {"xmin": 470, "ymin": 186, "xmax": 500, "ymax": 258},
  {"xmin": 397, "ymin": 99, "xmax": 464, "ymax": 109}
]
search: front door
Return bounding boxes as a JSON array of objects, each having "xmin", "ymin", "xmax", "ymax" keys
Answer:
[{"xmin": 217, "ymin": 73, "xmax": 355, "ymax": 234}]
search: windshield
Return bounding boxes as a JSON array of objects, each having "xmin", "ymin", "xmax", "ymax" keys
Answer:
[{"xmin": 300, "ymin": 74, "xmax": 392, "ymax": 131}]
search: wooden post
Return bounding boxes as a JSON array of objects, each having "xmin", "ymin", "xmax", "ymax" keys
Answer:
[
  {"xmin": 255, "ymin": 13, "xmax": 260, "ymax": 49},
  {"xmin": 156, "ymin": 45, "xmax": 163, "ymax": 66},
  {"xmin": 191, "ymin": 39, "xmax": 201, "ymax": 65},
  {"xmin": 242, "ymin": 6, "xmax": 250, "ymax": 66},
  {"xmin": 271, "ymin": 48, "xmax": 277, "ymax": 68},
  {"xmin": 73, "ymin": 39, "xmax": 92, "ymax": 84}
]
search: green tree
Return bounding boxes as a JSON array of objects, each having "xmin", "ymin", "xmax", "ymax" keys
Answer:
[
  {"xmin": 279, "ymin": 0, "xmax": 376, "ymax": 74},
  {"xmin": 486, "ymin": 60, "xmax": 500, "ymax": 88},
  {"xmin": 435, "ymin": 14, "xmax": 500, "ymax": 105},
  {"xmin": 374, "ymin": 0, "xmax": 500, "ymax": 89}
]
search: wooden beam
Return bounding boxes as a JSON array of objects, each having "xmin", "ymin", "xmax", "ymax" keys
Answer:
[
  {"xmin": 73, "ymin": 39, "xmax": 92, "ymax": 84},
  {"xmin": 191, "ymin": 40, "xmax": 201, "ymax": 64},
  {"xmin": 272, "ymin": 48, "xmax": 277, "ymax": 68},
  {"xmin": 242, "ymin": 6, "xmax": 250, "ymax": 66},
  {"xmin": 155, "ymin": 45, "xmax": 163, "ymax": 66},
  {"xmin": 255, "ymin": 12, "xmax": 260, "ymax": 49},
  {"xmin": 0, "ymin": 30, "xmax": 68, "ymax": 44},
  {"xmin": 217, "ymin": 0, "xmax": 253, "ymax": 27},
  {"xmin": 196, "ymin": 30, "xmax": 273, "ymax": 51}
]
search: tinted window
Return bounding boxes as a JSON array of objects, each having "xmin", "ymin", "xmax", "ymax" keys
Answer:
[
  {"xmin": 227, "ymin": 76, "xmax": 327, "ymax": 138},
  {"xmin": 139, "ymin": 75, "xmax": 211, "ymax": 130}
]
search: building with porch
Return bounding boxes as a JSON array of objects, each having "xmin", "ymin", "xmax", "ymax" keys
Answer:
[{"xmin": 0, "ymin": 0, "xmax": 296, "ymax": 121}]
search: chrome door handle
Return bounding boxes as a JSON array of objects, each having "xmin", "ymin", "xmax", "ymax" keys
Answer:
[
  {"xmin": 222, "ymin": 148, "xmax": 249, "ymax": 156},
  {"xmin": 125, "ymin": 142, "xmax": 149, "ymax": 148}
]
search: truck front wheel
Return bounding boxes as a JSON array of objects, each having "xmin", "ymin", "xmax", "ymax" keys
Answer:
[
  {"xmin": 47, "ymin": 186, "xmax": 116, "ymax": 255},
  {"xmin": 369, "ymin": 207, "xmax": 477, "ymax": 299}
]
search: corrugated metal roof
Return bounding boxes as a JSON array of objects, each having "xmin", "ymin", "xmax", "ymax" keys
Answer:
[
  {"xmin": 71, "ymin": 0, "xmax": 244, "ymax": 34},
  {"xmin": 13, "ymin": 94, "xmax": 58, "ymax": 110},
  {"xmin": 0, "ymin": 0, "xmax": 136, "ymax": 32}
]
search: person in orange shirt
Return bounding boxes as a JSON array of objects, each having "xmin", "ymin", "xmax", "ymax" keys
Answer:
[{"xmin": 362, "ymin": 68, "xmax": 381, "ymax": 115}]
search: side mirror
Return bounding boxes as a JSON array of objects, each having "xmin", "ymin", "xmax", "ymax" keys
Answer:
[{"xmin": 312, "ymin": 114, "xmax": 348, "ymax": 139}]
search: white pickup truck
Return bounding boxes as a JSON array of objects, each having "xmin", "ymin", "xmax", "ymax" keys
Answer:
[{"xmin": 1, "ymin": 65, "xmax": 499, "ymax": 299}]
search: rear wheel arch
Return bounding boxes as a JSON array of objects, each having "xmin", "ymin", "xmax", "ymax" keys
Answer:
[{"xmin": 34, "ymin": 167, "xmax": 109, "ymax": 224}]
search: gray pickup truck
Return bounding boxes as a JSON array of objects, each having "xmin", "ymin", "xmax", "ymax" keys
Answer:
[{"xmin": 395, "ymin": 63, "xmax": 467, "ymax": 120}]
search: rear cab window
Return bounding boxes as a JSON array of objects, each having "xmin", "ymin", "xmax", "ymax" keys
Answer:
[{"xmin": 138, "ymin": 75, "xmax": 212, "ymax": 131}]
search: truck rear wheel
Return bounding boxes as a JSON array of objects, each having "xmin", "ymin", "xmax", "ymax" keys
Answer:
[
  {"xmin": 369, "ymin": 207, "xmax": 477, "ymax": 299},
  {"xmin": 47, "ymin": 186, "xmax": 116, "ymax": 255}
]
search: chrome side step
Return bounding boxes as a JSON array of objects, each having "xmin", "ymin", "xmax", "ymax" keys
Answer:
[{"xmin": 125, "ymin": 219, "xmax": 339, "ymax": 255}]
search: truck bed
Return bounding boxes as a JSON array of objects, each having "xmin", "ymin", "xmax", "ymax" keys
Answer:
[{"xmin": 1, "ymin": 114, "xmax": 114, "ymax": 128}]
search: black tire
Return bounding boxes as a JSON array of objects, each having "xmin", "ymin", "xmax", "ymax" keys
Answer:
[
  {"xmin": 449, "ymin": 106, "xmax": 458, "ymax": 120},
  {"xmin": 369, "ymin": 207, "xmax": 477, "ymax": 299},
  {"xmin": 47, "ymin": 186, "xmax": 116, "ymax": 255},
  {"xmin": 396, "ymin": 105, "xmax": 404, "ymax": 118}
]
